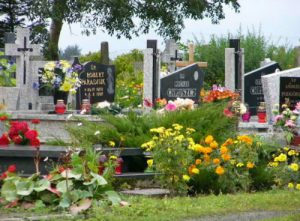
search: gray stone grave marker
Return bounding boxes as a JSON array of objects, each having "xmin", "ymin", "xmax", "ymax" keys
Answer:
[{"xmin": 1, "ymin": 28, "xmax": 42, "ymax": 110}]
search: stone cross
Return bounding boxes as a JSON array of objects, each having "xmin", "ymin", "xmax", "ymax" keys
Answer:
[
  {"xmin": 176, "ymin": 43, "xmax": 208, "ymax": 68},
  {"xmin": 161, "ymin": 39, "xmax": 180, "ymax": 73},
  {"xmin": 5, "ymin": 28, "xmax": 41, "ymax": 86}
]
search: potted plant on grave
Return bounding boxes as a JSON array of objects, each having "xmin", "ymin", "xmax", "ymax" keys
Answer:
[
  {"xmin": 273, "ymin": 103, "xmax": 300, "ymax": 145},
  {"xmin": 34, "ymin": 60, "xmax": 82, "ymax": 105}
]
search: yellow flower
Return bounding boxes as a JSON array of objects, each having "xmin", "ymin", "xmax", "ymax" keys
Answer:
[
  {"xmin": 268, "ymin": 162, "xmax": 279, "ymax": 167},
  {"xmin": 283, "ymin": 146, "xmax": 290, "ymax": 151},
  {"xmin": 205, "ymin": 135, "xmax": 214, "ymax": 144},
  {"xmin": 223, "ymin": 138, "xmax": 234, "ymax": 146},
  {"xmin": 203, "ymin": 147, "xmax": 213, "ymax": 154},
  {"xmin": 183, "ymin": 174, "xmax": 190, "ymax": 182},
  {"xmin": 236, "ymin": 162, "xmax": 244, "ymax": 167},
  {"xmin": 172, "ymin": 124, "xmax": 183, "ymax": 131},
  {"xmin": 288, "ymin": 183, "xmax": 294, "ymax": 189},
  {"xmin": 230, "ymin": 159, "xmax": 236, "ymax": 165},
  {"xmin": 194, "ymin": 144, "xmax": 204, "ymax": 153},
  {"xmin": 195, "ymin": 159, "xmax": 202, "ymax": 165},
  {"xmin": 296, "ymin": 184, "xmax": 300, "ymax": 190},
  {"xmin": 108, "ymin": 141, "xmax": 115, "ymax": 147},
  {"xmin": 288, "ymin": 150, "xmax": 296, "ymax": 156},
  {"xmin": 220, "ymin": 146, "xmax": 228, "ymax": 154},
  {"xmin": 167, "ymin": 147, "xmax": 172, "ymax": 153},
  {"xmin": 213, "ymin": 158, "xmax": 220, "ymax": 164},
  {"xmin": 274, "ymin": 153, "xmax": 287, "ymax": 162},
  {"xmin": 210, "ymin": 141, "xmax": 218, "ymax": 149},
  {"xmin": 174, "ymin": 135, "xmax": 184, "ymax": 142},
  {"xmin": 110, "ymin": 155, "xmax": 117, "ymax": 160},
  {"xmin": 246, "ymin": 162, "xmax": 255, "ymax": 169},
  {"xmin": 150, "ymin": 127, "xmax": 165, "ymax": 133},
  {"xmin": 215, "ymin": 166, "xmax": 225, "ymax": 175},
  {"xmin": 186, "ymin": 128, "xmax": 196, "ymax": 134},
  {"xmin": 222, "ymin": 154, "xmax": 231, "ymax": 161},
  {"xmin": 191, "ymin": 167, "xmax": 199, "ymax": 175},
  {"xmin": 60, "ymin": 81, "xmax": 72, "ymax": 92},
  {"xmin": 147, "ymin": 159, "xmax": 153, "ymax": 167},
  {"xmin": 289, "ymin": 163, "xmax": 299, "ymax": 171}
]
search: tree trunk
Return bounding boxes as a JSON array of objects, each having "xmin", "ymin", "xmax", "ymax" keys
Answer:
[
  {"xmin": 48, "ymin": 19, "xmax": 63, "ymax": 60},
  {"xmin": 47, "ymin": 0, "xmax": 67, "ymax": 60}
]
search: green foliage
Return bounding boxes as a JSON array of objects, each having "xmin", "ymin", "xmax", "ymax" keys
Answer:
[
  {"xmin": 188, "ymin": 28, "xmax": 298, "ymax": 86},
  {"xmin": 60, "ymin": 44, "xmax": 82, "ymax": 60},
  {"xmin": 0, "ymin": 51, "xmax": 16, "ymax": 87},
  {"xmin": 79, "ymin": 52, "xmax": 101, "ymax": 64},
  {"xmin": 67, "ymin": 101, "xmax": 237, "ymax": 148}
]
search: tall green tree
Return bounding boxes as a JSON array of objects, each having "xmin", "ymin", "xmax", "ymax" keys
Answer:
[
  {"xmin": 60, "ymin": 44, "xmax": 82, "ymax": 60},
  {"xmin": 29, "ymin": 0, "xmax": 240, "ymax": 60}
]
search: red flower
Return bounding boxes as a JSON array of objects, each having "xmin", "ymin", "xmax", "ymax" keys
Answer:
[
  {"xmin": 223, "ymin": 108, "xmax": 233, "ymax": 117},
  {"xmin": 0, "ymin": 116, "xmax": 8, "ymax": 121},
  {"xmin": 24, "ymin": 130, "xmax": 38, "ymax": 140},
  {"xmin": 30, "ymin": 138, "xmax": 40, "ymax": 147},
  {"xmin": 0, "ymin": 172, "xmax": 7, "ymax": 180},
  {"xmin": 12, "ymin": 135, "xmax": 23, "ymax": 145},
  {"xmin": 0, "ymin": 134, "xmax": 10, "ymax": 146},
  {"xmin": 143, "ymin": 98, "xmax": 153, "ymax": 108},
  {"xmin": 31, "ymin": 119, "xmax": 40, "ymax": 124},
  {"xmin": 7, "ymin": 164, "xmax": 16, "ymax": 173}
]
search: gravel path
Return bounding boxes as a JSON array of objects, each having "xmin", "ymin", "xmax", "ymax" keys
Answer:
[{"xmin": 186, "ymin": 210, "xmax": 300, "ymax": 221}]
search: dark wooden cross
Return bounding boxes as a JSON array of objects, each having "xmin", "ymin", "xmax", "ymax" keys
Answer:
[
  {"xmin": 17, "ymin": 37, "xmax": 33, "ymax": 84},
  {"xmin": 170, "ymin": 50, "xmax": 182, "ymax": 71}
]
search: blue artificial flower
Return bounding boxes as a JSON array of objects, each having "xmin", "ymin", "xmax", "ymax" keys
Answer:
[
  {"xmin": 32, "ymin": 82, "xmax": 40, "ymax": 90},
  {"xmin": 53, "ymin": 76, "xmax": 62, "ymax": 88},
  {"xmin": 73, "ymin": 64, "xmax": 83, "ymax": 72}
]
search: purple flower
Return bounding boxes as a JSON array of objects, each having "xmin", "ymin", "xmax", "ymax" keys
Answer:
[
  {"xmin": 73, "ymin": 64, "xmax": 83, "ymax": 72},
  {"xmin": 99, "ymin": 155, "xmax": 108, "ymax": 163},
  {"xmin": 165, "ymin": 102, "xmax": 177, "ymax": 111}
]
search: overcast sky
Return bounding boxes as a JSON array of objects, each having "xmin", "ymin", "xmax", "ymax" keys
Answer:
[{"xmin": 59, "ymin": 0, "xmax": 300, "ymax": 58}]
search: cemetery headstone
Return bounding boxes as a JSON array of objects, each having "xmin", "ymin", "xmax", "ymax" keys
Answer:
[
  {"xmin": 161, "ymin": 39, "xmax": 179, "ymax": 73},
  {"xmin": 176, "ymin": 43, "xmax": 207, "ymax": 68},
  {"xmin": 1, "ymin": 28, "xmax": 41, "ymax": 110},
  {"xmin": 100, "ymin": 41, "xmax": 109, "ymax": 65},
  {"xmin": 279, "ymin": 77, "xmax": 300, "ymax": 110},
  {"xmin": 77, "ymin": 61, "xmax": 115, "ymax": 107},
  {"xmin": 160, "ymin": 63, "xmax": 204, "ymax": 103},
  {"xmin": 244, "ymin": 62, "xmax": 281, "ymax": 115},
  {"xmin": 262, "ymin": 67, "xmax": 300, "ymax": 121}
]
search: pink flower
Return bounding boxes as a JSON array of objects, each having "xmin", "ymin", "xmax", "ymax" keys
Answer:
[
  {"xmin": 223, "ymin": 108, "xmax": 233, "ymax": 117},
  {"xmin": 274, "ymin": 114, "xmax": 283, "ymax": 122},
  {"xmin": 295, "ymin": 102, "xmax": 300, "ymax": 110},
  {"xmin": 165, "ymin": 102, "xmax": 177, "ymax": 111},
  {"xmin": 143, "ymin": 99, "xmax": 153, "ymax": 108},
  {"xmin": 285, "ymin": 120, "xmax": 296, "ymax": 128}
]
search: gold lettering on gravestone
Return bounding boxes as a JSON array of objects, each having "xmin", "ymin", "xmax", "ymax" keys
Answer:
[{"xmin": 82, "ymin": 72, "xmax": 105, "ymax": 97}]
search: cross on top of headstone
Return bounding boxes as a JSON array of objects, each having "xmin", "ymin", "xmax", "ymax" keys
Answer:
[
  {"xmin": 176, "ymin": 43, "xmax": 207, "ymax": 68},
  {"xmin": 5, "ymin": 27, "xmax": 41, "ymax": 86}
]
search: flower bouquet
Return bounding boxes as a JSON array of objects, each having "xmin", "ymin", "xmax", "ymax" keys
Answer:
[
  {"xmin": 35, "ymin": 60, "xmax": 82, "ymax": 96},
  {"xmin": 273, "ymin": 103, "xmax": 300, "ymax": 144}
]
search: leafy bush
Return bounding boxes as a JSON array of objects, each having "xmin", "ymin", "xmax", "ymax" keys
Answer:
[
  {"xmin": 67, "ymin": 101, "xmax": 238, "ymax": 147},
  {"xmin": 0, "ymin": 51, "xmax": 16, "ymax": 87}
]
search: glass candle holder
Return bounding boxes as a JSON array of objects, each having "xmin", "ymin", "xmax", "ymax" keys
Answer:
[
  {"xmin": 257, "ymin": 102, "xmax": 266, "ymax": 123},
  {"xmin": 242, "ymin": 112, "xmax": 251, "ymax": 122},
  {"xmin": 55, "ymin": 99, "xmax": 66, "ymax": 114}
]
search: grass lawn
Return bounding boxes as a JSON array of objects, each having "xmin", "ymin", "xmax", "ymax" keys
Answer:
[{"xmin": 1, "ymin": 190, "xmax": 300, "ymax": 221}]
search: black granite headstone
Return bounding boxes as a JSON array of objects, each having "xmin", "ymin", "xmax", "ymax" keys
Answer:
[
  {"xmin": 244, "ymin": 62, "xmax": 281, "ymax": 115},
  {"xmin": 160, "ymin": 63, "xmax": 204, "ymax": 103},
  {"xmin": 77, "ymin": 61, "xmax": 115, "ymax": 106},
  {"xmin": 280, "ymin": 77, "xmax": 300, "ymax": 111}
]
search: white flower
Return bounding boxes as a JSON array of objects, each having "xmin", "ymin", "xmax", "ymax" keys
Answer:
[
  {"xmin": 94, "ymin": 130, "xmax": 100, "ymax": 135},
  {"xmin": 66, "ymin": 114, "xmax": 73, "ymax": 120},
  {"xmin": 77, "ymin": 122, "xmax": 82, "ymax": 126},
  {"xmin": 240, "ymin": 103, "xmax": 247, "ymax": 115},
  {"xmin": 96, "ymin": 101, "xmax": 111, "ymax": 109},
  {"xmin": 80, "ymin": 109, "xmax": 87, "ymax": 115}
]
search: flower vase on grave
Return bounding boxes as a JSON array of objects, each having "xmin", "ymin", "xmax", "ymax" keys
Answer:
[
  {"xmin": 257, "ymin": 102, "xmax": 267, "ymax": 123},
  {"xmin": 241, "ymin": 103, "xmax": 251, "ymax": 122}
]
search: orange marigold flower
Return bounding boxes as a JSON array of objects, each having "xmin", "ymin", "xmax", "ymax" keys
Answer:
[
  {"xmin": 188, "ymin": 165, "xmax": 196, "ymax": 175},
  {"xmin": 213, "ymin": 158, "xmax": 220, "ymax": 164},
  {"xmin": 210, "ymin": 141, "xmax": 218, "ymax": 149},
  {"xmin": 194, "ymin": 144, "xmax": 204, "ymax": 153},
  {"xmin": 237, "ymin": 135, "xmax": 253, "ymax": 145},
  {"xmin": 205, "ymin": 135, "xmax": 214, "ymax": 144},
  {"xmin": 215, "ymin": 166, "xmax": 225, "ymax": 175},
  {"xmin": 220, "ymin": 146, "xmax": 228, "ymax": 154},
  {"xmin": 223, "ymin": 138, "xmax": 234, "ymax": 146},
  {"xmin": 204, "ymin": 154, "xmax": 210, "ymax": 163},
  {"xmin": 203, "ymin": 147, "xmax": 213, "ymax": 154},
  {"xmin": 195, "ymin": 159, "xmax": 202, "ymax": 165},
  {"xmin": 222, "ymin": 154, "xmax": 231, "ymax": 161},
  {"xmin": 246, "ymin": 162, "xmax": 255, "ymax": 169}
]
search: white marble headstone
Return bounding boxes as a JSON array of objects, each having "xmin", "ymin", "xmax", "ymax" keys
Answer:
[{"xmin": 262, "ymin": 67, "xmax": 300, "ymax": 121}]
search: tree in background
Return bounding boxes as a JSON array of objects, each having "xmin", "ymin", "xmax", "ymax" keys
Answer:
[
  {"xmin": 187, "ymin": 29, "xmax": 297, "ymax": 87},
  {"xmin": 0, "ymin": 0, "xmax": 48, "ymax": 51},
  {"xmin": 60, "ymin": 44, "xmax": 82, "ymax": 60},
  {"xmin": 28, "ymin": 0, "xmax": 240, "ymax": 60},
  {"xmin": 79, "ymin": 52, "xmax": 101, "ymax": 64}
]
